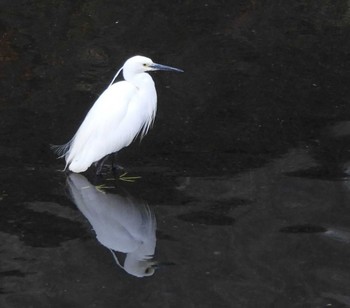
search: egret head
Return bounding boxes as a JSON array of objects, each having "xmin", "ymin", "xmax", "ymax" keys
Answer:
[
  {"xmin": 143, "ymin": 264, "xmax": 157, "ymax": 277},
  {"xmin": 122, "ymin": 259, "xmax": 158, "ymax": 278},
  {"xmin": 126, "ymin": 260, "xmax": 175, "ymax": 278},
  {"xmin": 122, "ymin": 55, "xmax": 183, "ymax": 80}
]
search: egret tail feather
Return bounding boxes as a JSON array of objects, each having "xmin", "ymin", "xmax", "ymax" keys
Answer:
[{"xmin": 50, "ymin": 141, "xmax": 72, "ymax": 158}]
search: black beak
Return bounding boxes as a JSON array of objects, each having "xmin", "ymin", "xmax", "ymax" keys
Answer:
[
  {"xmin": 151, "ymin": 261, "xmax": 176, "ymax": 269},
  {"xmin": 150, "ymin": 63, "xmax": 184, "ymax": 73}
]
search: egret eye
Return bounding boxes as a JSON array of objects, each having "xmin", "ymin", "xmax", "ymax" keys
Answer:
[
  {"xmin": 143, "ymin": 63, "xmax": 147, "ymax": 67},
  {"xmin": 145, "ymin": 267, "xmax": 155, "ymax": 275}
]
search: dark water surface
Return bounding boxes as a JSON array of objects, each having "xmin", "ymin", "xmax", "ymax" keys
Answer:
[{"xmin": 1, "ymin": 1, "xmax": 350, "ymax": 307}]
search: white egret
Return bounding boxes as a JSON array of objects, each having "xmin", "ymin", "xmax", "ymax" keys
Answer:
[
  {"xmin": 67, "ymin": 173, "xmax": 158, "ymax": 277},
  {"xmin": 53, "ymin": 55, "xmax": 183, "ymax": 173}
]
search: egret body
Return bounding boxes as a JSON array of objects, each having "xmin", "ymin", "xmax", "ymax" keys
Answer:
[{"xmin": 54, "ymin": 55, "xmax": 183, "ymax": 173}]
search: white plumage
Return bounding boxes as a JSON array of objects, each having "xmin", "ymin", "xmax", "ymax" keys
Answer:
[
  {"xmin": 67, "ymin": 173, "xmax": 157, "ymax": 277},
  {"xmin": 53, "ymin": 55, "xmax": 183, "ymax": 173}
]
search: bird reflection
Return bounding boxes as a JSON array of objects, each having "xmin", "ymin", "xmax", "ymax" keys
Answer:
[{"xmin": 67, "ymin": 173, "xmax": 157, "ymax": 278}]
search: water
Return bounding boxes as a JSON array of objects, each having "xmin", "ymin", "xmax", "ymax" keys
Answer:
[{"xmin": 1, "ymin": 1, "xmax": 350, "ymax": 307}]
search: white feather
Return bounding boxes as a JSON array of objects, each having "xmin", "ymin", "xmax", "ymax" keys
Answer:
[
  {"xmin": 53, "ymin": 55, "xmax": 182, "ymax": 173},
  {"xmin": 67, "ymin": 173, "xmax": 157, "ymax": 277},
  {"xmin": 65, "ymin": 75, "xmax": 156, "ymax": 172}
]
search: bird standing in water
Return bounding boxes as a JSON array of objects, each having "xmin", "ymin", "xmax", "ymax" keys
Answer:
[{"xmin": 53, "ymin": 55, "xmax": 183, "ymax": 173}]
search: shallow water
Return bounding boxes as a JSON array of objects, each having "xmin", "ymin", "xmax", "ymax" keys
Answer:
[{"xmin": 1, "ymin": 1, "xmax": 350, "ymax": 307}]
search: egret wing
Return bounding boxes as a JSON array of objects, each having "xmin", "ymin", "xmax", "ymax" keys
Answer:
[{"xmin": 66, "ymin": 81, "xmax": 136, "ymax": 172}]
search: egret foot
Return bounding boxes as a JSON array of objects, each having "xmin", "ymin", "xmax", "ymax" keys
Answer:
[
  {"xmin": 95, "ymin": 155, "xmax": 111, "ymax": 176},
  {"xmin": 111, "ymin": 163, "xmax": 126, "ymax": 178}
]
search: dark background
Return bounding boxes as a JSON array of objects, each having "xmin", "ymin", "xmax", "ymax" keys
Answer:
[{"xmin": 1, "ymin": 1, "xmax": 350, "ymax": 307}]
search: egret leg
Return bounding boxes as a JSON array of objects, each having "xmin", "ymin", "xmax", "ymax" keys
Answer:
[
  {"xmin": 95, "ymin": 155, "xmax": 111, "ymax": 175},
  {"xmin": 111, "ymin": 152, "xmax": 125, "ymax": 177}
]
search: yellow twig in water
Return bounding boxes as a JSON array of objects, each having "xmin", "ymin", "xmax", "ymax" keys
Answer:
[
  {"xmin": 95, "ymin": 184, "xmax": 114, "ymax": 194},
  {"xmin": 119, "ymin": 172, "xmax": 141, "ymax": 183}
]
